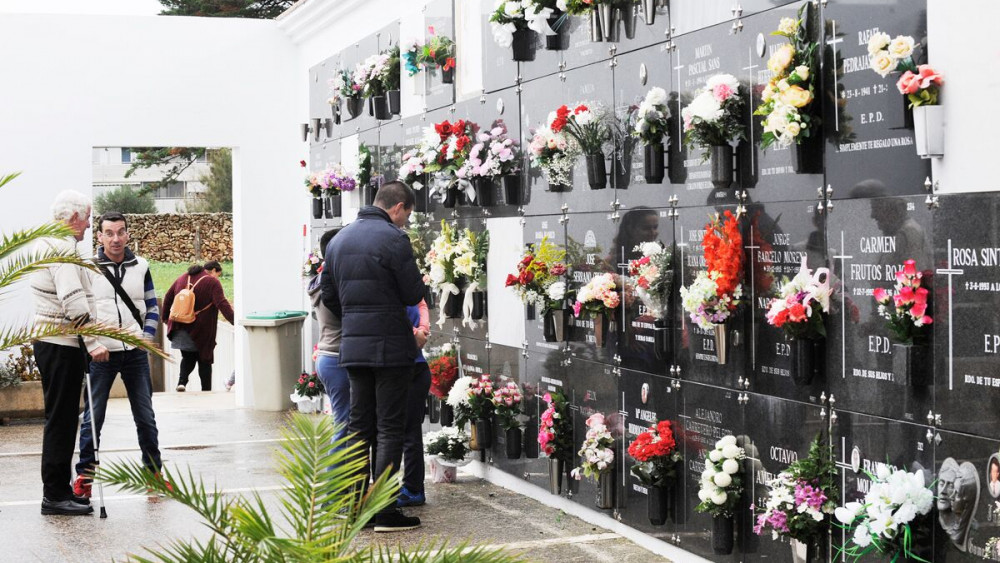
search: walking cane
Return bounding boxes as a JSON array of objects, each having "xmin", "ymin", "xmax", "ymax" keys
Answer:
[{"xmin": 79, "ymin": 336, "xmax": 108, "ymax": 518}]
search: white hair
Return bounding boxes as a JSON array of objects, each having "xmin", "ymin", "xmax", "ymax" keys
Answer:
[{"xmin": 51, "ymin": 190, "xmax": 91, "ymax": 221}]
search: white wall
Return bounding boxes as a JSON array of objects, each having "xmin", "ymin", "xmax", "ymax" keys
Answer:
[{"xmin": 0, "ymin": 13, "xmax": 302, "ymax": 408}]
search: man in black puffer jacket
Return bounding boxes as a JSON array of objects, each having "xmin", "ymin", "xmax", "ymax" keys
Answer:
[{"xmin": 321, "ymin": 181, "xmax": 426, "ymax": 532}]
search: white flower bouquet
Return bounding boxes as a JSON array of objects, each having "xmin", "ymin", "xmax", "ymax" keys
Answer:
[
  {"xmin": 695, "ymin": 435, "xmax": 746, "ymax": 518},
  {"xmin": 571, "ymin": 412, "xmax": 615, "ymax": 482}
]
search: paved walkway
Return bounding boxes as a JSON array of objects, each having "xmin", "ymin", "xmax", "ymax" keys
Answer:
[{"xmin": 0, "ymin": 392, "xmax": 668, "ymax": 562}]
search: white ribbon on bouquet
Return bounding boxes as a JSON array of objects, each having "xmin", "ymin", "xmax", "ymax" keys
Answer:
[
  {"xmin": 436, "ymin": 282, "xmax": 461, "ymax": 329},
  {"xmin": 456, "ymin": 178, "xmax": 476, "ymax": 203},
  {"xmin": 461, "ymin": 281, "xmax": 481, "ymax": 329}
]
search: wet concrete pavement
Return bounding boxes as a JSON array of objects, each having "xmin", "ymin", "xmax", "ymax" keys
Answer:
[{"xmin": 0, "ymin": 392, "xmax": 669, "ymax": 562}]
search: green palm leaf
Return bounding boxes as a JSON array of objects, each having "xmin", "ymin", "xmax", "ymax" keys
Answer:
[
  {"xmin": 0, "ymin": 171, "xmax": 20, "ymax": 190},
  {"xmin": 0, "ymin": 322, "xmax": 169, "ymax": 359},
  {"xmin": 0, "ymin": 221, "xmax": 78, "ymax": 261},
  {"xmin": 0, "ymin": 250, "xmax": 95, "ymax": 298}
]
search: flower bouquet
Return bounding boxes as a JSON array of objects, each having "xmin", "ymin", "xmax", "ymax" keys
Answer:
[
  {"xmin": 427, "ymin": 220, "xmax": 467, "ymax": 325},
  {"xmin": 628, "ymin": 420, "xmax": 682, "ymax": 525},
  {"xmin": 490, "ymin": 0, "xmax": 536, "ymax": 61},
  {"xmin": 529, "ymin": 106, "xmax": 583, "ymax": 191},
  {"xmin": 456, "ymin": 120, "xmax": 522, "ymax": 207},
  {"xmin": 305, "ymin": 170, "xmax": 324, "ymax": 218},
  {"xmin": 562, "ymin": 102, "xmax": 611, "ymax": 189},
  {"xmin": 321, "ymin": 164, "xmax": 358, "ymax": 196},
  {"xmin": 834, "ymin": 465, "xmax": 934, "ymax": 562},
  {"xmin": 754, "ymin": 436, "xmax": 839, "ymax": 560},
  {"xmin": 357, "ymin": 52, "xmax": 393, "ymax": 119},
  {"xmin": 416, "ymin": 27, "xmax": 456, "ymax": 84},
  {"xmin": 424, "ymin": 426, "xmax": 471, "ymax": 482},
  {"xmin": 446, "ymin": 374, "xmax": 474, "ymax": 429},
  {"xmin": 628, "ymin": 241, "xmax": 674, "ymax": 320},
  {"xmin": 572, "ymin": 273, "xmax": 621, "ymax": 347},
  {"xmin": 505, "ymin": 236, "xmax": 570, "ymax": 341},
  {"xmin": 428, "ymin": 343, "xmax": 459, "ymax": 398},
  {"xmin": 356, "ymin": 143, "xmax": 374, "ymax": 205},
  {"xmin": 334, "ymin": 68, "xmax": 365, "ymax": 119},
  {"xmin": 426, "ymin": 119, "xmax": 480, "ymax": 206},
  {"xmin": 455, "ymin": 228, "xmax": 489, "ymax": 324},
  {"xmin": 873, "ymin": 259, "xmax": 933, "ymax": 386},
  {"xmin": 680, "ymin": 210, "xmax": 743, "ymax": 365},
  {"xmin": 571, "ymin": 412, "xmax": 616, "ymax": 508},
  {"xmin": 302, "ymin": 248, "xmax": 322, "ymax": 279},
  {"xmin": 290, "ymin": 371, "xmax": 324, "ymax": 414},
  {"xmin": 632, "ymin": 87, "xmax": 671, "ymax": 184},
  {"xmin": 696, "ymin": 435, "xmax": 746, "ymax": 555},
  {"xmin": 382, "ymin": 45, "xmax": 401, "ymax": 115},
  {"xmin": 466, "ymin": 373, "xmax": 495, "ymax": 450},
  {"xmin": 765, "ymin": 257, "xmax": 833, "ymax": 385},
  {"xmin": 492, "ymin": 380, "xmax": 524, "ymax": 459},
  {"xmin": 539, "ymin": 391, "xmax": 574, "ymax": 494},
  {"xmin": 682, "ymin": 73, "xmax": 746, "ymax": 188}
]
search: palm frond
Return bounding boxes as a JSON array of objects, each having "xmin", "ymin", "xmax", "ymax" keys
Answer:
[
  {"xmin": 126, "ymin": 537, "xmax": 230, "ymax": 563},
  {"xmin": 0, "ymin": 321, "xmax": 169, "ymax": 358},
  {"xmin": 0, "ymin": 221, "xmax": 78, "ymax": 261},
  {"xmin": 371, "ymin": 539, "xmax": 527, "ymax": 563},
  {"xmin": 0, "ymin": 250, "xmax": 94, "ymax": 298},
  {"xmin": 0, "ymin": 172, "xmax": 20, "ymax": 190}
]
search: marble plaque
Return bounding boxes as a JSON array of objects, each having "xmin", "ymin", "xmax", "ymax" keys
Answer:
[
  {"xmin": 565, "ymin": 211, "xmax": 621, "ymax": 364},
  {"xmin": 478, "ymin": 0, "xmax": 529, "ymax": 91},
  {"xmin": 934, "ymin": 429, "xmax": 1000, "ymax": 560},
  {"xmin": 423, "ymin": 0, "xmax": 456, "ymax": 112},
  {"xmin": 520, "ymin": 214, "xmax": 569, "ymax": 355}
]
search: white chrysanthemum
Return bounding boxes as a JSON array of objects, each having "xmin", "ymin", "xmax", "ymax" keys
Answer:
[
  {"xmin": 717, "ymin": 435, "xmax": 737, "ymax": 448},
  {"xmin": 684, "ymin": 91, "xmax": 723, "ymax": 123},
  {"xmin": 777, "ymin": 17, "xmax": 797, "ymax": 35},
  {"xmin": 644, "ymin": 86, "xmax": 668, "ymax": 107},
  {"xmin": 547, "ymin": 281, "xmax": 566, "ymax": 301},
  {"xmin": 711, "ymin": 490, "xmax": 728, "ymax": 505},
  {"xmin": 491, "ymin": 21, "xmax": 516, "ymax": 48},
  {"xmin": 706, "ymin": 73, "xmax": 739, "ymax": 92},
  {"xmin": 713, "ymin": 472, "xmax": 732, "ymax": 488},
  {"xmin": 721, "ymin": 458, "xmax": 739, "ymax": 475},
  {"xmin": 722, "ymin": 444, "xmax": 743, "ymax": 459},
  {"xmin": 447, "ymin": 376, "xmax": 473, "ymax": 408}
]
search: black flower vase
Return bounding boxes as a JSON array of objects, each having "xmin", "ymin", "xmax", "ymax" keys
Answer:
[
  {"xmin": 653, "ymin": 318, "xmax": 671, "ymax": 361},
  {"xmin": 311, "ymin": 197, "xmax": 323, "ymax": 219},
  {"xmin": 511, "ymin": 27, "xmax": 536, "ymax": 61},
  {"xmin": 443, "ymin": 289, "xmax": 464, "ymax": 319},
  {"xmin": 440, "ymin": 403, "xmax": 454, "ymax": 427},
  {"xmin": 364, "ymin": 184, "xmax": 377, "ymax": 206},
  {"xmin": 503, "ymin": 175, "xmax": 523, "ymax": 205},
  {"xmin": 586, "ymin": 153, "xmax": 608, "ymax": 189},
  {"xmin": 471, "ymin": 291, "xmax": 486, "ymax": 320},
  {"xmin": 596, "ymin": 471, "xmax": 615, "ymax": 509},
  {"xmin": 791, "ymin": 133, "xmax": 823, "ymax": 174},
  {"xmin": 441, "ymin": 66, "xmax": 455, "ymax": 84},
  {"xmin": 893, "ymin": 342, "xmax": 932, "ymax": 386},
  {"xmin": 543, "ymin": 308, "xmax": 568, "ymax": 343},
  {"xmin": 545, "ymin": 10, "xmax": 568, "ymax": 50},
  {"xmin": 713, "ymin": 515, "xmax": 735, "ymax": 555},
  {"xmin": 428, "ymin": 395, "xmax": 440, "ymax": 423},
  {"xmin": 473, "ymin": 417, "xmax": 493, "ymax": 450},
  {"xmin": 548, "ymin": 180, "xmax": 570, "ymax": 192},
  {"xmin": 524, "ymin": 420, "xmax": 539, "ymax": 458},
  {"xmin": 647, "ymin": 484, "xmax": 669, "ymax": 525},
  {"xmin": 414, "ymin": 185, "xmax": 429, "ymax": 213},
  {"xmin": 372, "ymin": 95, "xmax": 390, "ymax": 120},
  {"xmin": 790, "ymin": 337, "xmax": 824, "ymax": 386},
  {"xmin": 387, "ymin": 90, "xmax": 401, "ymax": 115},
  {"xmin": 505, "ymin": 427, "xmax": 522, "ymax": 459},
  {"xmin": 472, "ymin": 177, "xmax": 495, "ymax": 207},
  {"xmin": 442, "ymin": 186, "xmax": 458, "ymax": 208},
  {"xmin": 525, "ymin": 302, "xmax": 536, "ymax": 321},
  {"xmin": 327, "ymin": 194, "xmax": 342, "ymax": 218},
  {"xmin": 644, "ymin": 143, "xmax": 665, "ymax": 184},
  {"xmin": 710, "ymin": 145, "xmax": 734, "ymax": 189},
  {"xmin": 345, "ymin": 97, "xmax": 364, "ymax": 119}
]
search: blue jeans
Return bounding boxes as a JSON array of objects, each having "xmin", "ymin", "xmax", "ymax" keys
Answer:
[
  {"xmin": 77, "ymin": 348, "xmax": 161, "ymax": 475},
  {"xmin": 316, "ymin": 354, "xmax": 351, "ymax": 446}
]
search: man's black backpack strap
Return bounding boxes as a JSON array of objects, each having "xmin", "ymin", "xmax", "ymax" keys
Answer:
[{"xmin": 95, "ymin": 262, "xmax": 144, "ymax": 328}]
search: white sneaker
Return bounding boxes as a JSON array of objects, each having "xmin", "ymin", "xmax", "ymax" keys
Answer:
[{"xmin": 176, "ymin": 384, "xmax": 186, "ymax": 392}]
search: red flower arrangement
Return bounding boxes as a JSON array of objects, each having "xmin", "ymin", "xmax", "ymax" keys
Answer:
[
  {"xmin": 505, "ymin": 237, "xmax": 568, "ymax": 312},
  {"xmin": 703, "ymin": 210, "xmax": 743, "ymax": 299},
  {"xmin": 428, "ymin": 345, "xmax": 458, "ymax": 398},
  {"xmin": 628, "ymin": 420, "xmax": 682, "ymax": 487},
  {"xmin": 425, "ymin": 119, "xmax": 479, "ymax": 175}
]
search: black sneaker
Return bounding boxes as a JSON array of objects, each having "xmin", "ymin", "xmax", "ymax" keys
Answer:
[
  {"xmin": 373, "ymin": 508, "xmax": 420, "ymax": 532},
  {"xmin": 41, "ymin": 497, "xmax": 94, "ymax": 516}
]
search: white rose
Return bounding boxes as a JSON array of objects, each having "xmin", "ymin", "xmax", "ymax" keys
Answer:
[
  {"xmin": 887, "ymin": 35, "xmax": 915, "ymax": 60},
  {"xmin": 717, "ymin": 435, "xmax": 737, "ymax": 448},
  {"xmin": 708, "ymin": 449, "xmax": 723, "ymax": 462},
  {"xmin": 794, "ymin": 65, "xmax": 810, "ymax": 81},
  {"xmin": 722, "ymin": 444, "xmax": 743, "ymax": 459},
  {"xmin": 869, "ymin": 51, "xmax": 897, "ymax": 77},
  {"xmin": 721, "ymin": 459, "xmax": 739, "ymax": 475},
  {"xmin": 867, "ymin": 31, "xmax": 890, "ymax": 55},
  {"xmin": 777, "ymin": 17, "xmax": 797, "ymax": 35},
  {"xmin": 786, "ymin": 122, "xmax": 801, "ymax": 137},
  {"xmin": 503, "ymin": 1, "xmax": 523, "ymax": 17},
  {"xmin": 711, "ymin": 490, "xmax": 728, "ymax": 505},
  {"xmin": 547, "ymin": 281, "xmax": 566, "ymax": 301},
  {"xmin": 713, "ymin": 472, "xmax": 732, "ymax": 488}
]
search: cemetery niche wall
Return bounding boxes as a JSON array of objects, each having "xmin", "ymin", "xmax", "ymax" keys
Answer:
[{"xmin": 306, "ymin": 1, "xmax": 1000, "ymax": 560}]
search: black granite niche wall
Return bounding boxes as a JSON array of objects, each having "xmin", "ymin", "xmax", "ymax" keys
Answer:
[{"xmin": 306, "ymin": 1, "xmax": 1000, "ymax": 560}]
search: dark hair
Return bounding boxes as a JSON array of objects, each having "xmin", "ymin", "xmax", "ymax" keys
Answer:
[
  {"xmin": 204, "ymin": 260, "xmax": 222, "ymax": 273},
  {"xmin": 614, "ymin": 207, "xmax": 659, "ymax": 262},
  {"xmin": 187, "ymin": 264, "xmax": 204, "ymax": 276},
  {"xmin": 373, "ymin": 181, "xmax": 415, "ymax": 211},
  {"xmin": 98, "ymin": 211, "xmax": 127, "ymax": 231},
  {"xmin": 319, "ymin": 228, "xmax": 340, "ymax": 255}
]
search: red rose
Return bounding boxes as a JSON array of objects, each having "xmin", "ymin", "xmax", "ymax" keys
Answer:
[
  {"xmin": 505, "ymin": 273, "xmax": 519, "ymax": 287},
  {"xmin": 520, "ymin": 254, "xmax": 534, "ymax": 267},
  {"xmin": 788, "ymin": 303, "xmax": 807, "ymax": 323},
  {"xmin": 455, "ymin": 135, "xmax": 470, "ymax": 151},
  {"xmin": 550, "ymin": 263, "xmax": 566, "ymax": 276},
  {"xmin": 443, "ymin": 57, "xmax": 455, "ymax": 71},
  {"xmin": 519, "ymin": 270, "xmax": 534, "ymax": 284},
  {"xmin": 435, "ymin": 121, "xmax": 453, "ymax": 139},
  {"xmin": 299, "ymin": 160, "xmax": 307, "ymax": 167}
]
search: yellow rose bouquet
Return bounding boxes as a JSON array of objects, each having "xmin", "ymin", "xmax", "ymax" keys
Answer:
[{"xmin": 755, "ymin": 5, "xmax": 819, "ymax": 150}]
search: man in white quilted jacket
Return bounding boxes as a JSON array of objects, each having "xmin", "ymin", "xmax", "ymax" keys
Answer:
[
  {"xmin": 30, "ymin": 190, "xmax": 107, "ymax": 516},
  {"xmin": 71, "ymin": 211, "xmax": 164, "ymax": 500}
]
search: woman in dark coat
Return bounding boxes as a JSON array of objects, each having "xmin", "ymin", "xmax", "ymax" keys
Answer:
[{"xmin": 162, "ymin": 261, "xmax": 235, "ymax": 391}]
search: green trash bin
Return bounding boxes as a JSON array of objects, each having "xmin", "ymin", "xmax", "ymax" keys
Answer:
[{"xmin": 240, "ymin": 310, "xmax": 308, "ymax": 411}]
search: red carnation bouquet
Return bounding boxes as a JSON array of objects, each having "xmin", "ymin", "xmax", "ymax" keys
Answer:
[
  {"xmin": 627, "ymin": 420, "xmax": 682, "ymax": 487},
  {"xmin": 424, "ymin": 119, "xmax": 479, "ymax": 175},
  {"xmin": 428, "ymin": 343, "xmax": 459, "ymax": 399}
]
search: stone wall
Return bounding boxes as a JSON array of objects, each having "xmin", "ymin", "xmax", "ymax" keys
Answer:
[{"xmin": 92, "ymin": 213, "xmax": 233, "ymax": 263}]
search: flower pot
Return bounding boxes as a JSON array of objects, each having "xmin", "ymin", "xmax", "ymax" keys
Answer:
[
  {"xmin": 441, "ymin": 66, "xmax": 455, "ymax": 84},
  {"xmin": 641, "ymin": 0, "xmax": 657, "ymax": 25},
  {"xmin": 511, "ymin": 27, "xmax": 536, "ymax": 62},
  {"xmin": 589, "ymin": 10, "xmax": 603, "ymax": 42},
  {"xmin": 791, "ymin": 134, "xmax": 823, "ymax": 174},
  {"xmin": 713, "ymin": 323, "xmax": 728, "ymax": 365},
  {"xmin": 475, "ymin": 418, "xmax": 493, "ymax": 449},
  {"xmin": 295, "ymin": 395, "xmax": 322, "ymax": 413},
  {"xmin": 644, "ymin": 143, "xmax": 665, "ymax": 184},
  {"xmin": 428, "ymin": 395, "xmax": 441, "ymax": 424},
  {"xmin": 593, "ymin": 312, "xmax": 612, "ymax": 348},
  {"xmin": 647, "ymin": 484, "xmax": 669, "ymax": 525},
  {"xmin": 387, "ymin": 89, "xmax": 401, "ymax": 115},
  {"xmin": 429, "ymin": 457, "xmax": 457, "ymax": 483},
  {"xmin": 368, "ymin": 96, "xmax": 374, "ymax": 117},
  {"xmin": 710, "ymin": 145, "xmax": 734, "ymax": 189},
  {"xmin": 596, "ymin": 471, "xmax": 615, "ymax": 509},
  {"xmin": 548, "ymin": 180, "xmax": 570, "ymax": 192},
  {"xmin": 443, "ymin": 290, "xmax": 464, "ymax": 319},
  {"xmin": 442, "ymin": 186, "xmax": 459, "ymax": 208},
  {"xmin": 713, "ymin": 515, "xmax": 735, "ymax": 555},
  {"xmin": 330, "ymin": 104, "xmax": 339, "ymax": 123},
  {"xmin": 598, "ymin": 4, "xmax": 620, "ymax": 42},
  {"xmin": 413, "ymin": 186, "xmax": 429, "ymax": 212},
  {"xmin": 790, "ymin": 337, "xmax": 823, "ymax": 386},
  {"xmin": 622, "ymin": 4, "xmax": 638, "ymax": 39},
  {"xmin": 440, "ymin": 403, "xmax": 455, "ymax": 427},
  {"xmin": 472, "ymin": 177, "xmax": 495, "ymax": 207},
  {"xmin": 524, "ymin": 420, "xmax": 539, "ymax": 458},
  {"xmin": 586, "ymin": 154, "xmax": 608, "ymax": 189},
  {"xmin": 471, "ymin": 291, "xmax": 486, "ymax": 320},
  {"xmin": 790, "ymin": 538, "xmax": 824, "ymax": 563},
  {"xmin": 893, "ymin": 342, "xmax": 931, "ymax": 386},
  {"xmin": 311, "ymin": 197, "xmax": 323, "ymax": 219},
  {"xmin": 543, "ymin": 308, "xmax": 568, "ymax": 343},
  {"xmin": 372, "ymin": 95, "xmax": 390, "ymax": 120},
  {"xmin": 505, "ymin": 427, "xmax": 523, "ymax": 459},
  {"xmin": 913, "ymin": 105, "xmax": 944, "ymax": 159},
  {"xmin": 548, "ymin": 459, "xmax": 565, "ymax": 494},
  {"xmin": 653, "ymin": 318, "xmax": 672, "ymax": 361},
  {"xmin": 327, "ymin": 194, "xmax": 342, "ymax": 218},
  {"xmin": 503, "ymin": 175, "xmax": 524, "ymax": 205},
  {"xmin": 364, "ymin": 183, "xmax": 377, "ymax": 206},
  {"xmin": 526, "ymin": 302, "xmax": 536, "ymax": 321},
  {"xmin": 345, "ymin": 97, "xmax": 364, "ymax": 119},
  {"xmin": 545, "ymin": 10, "xmax": 568, "ymax": 50}
]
